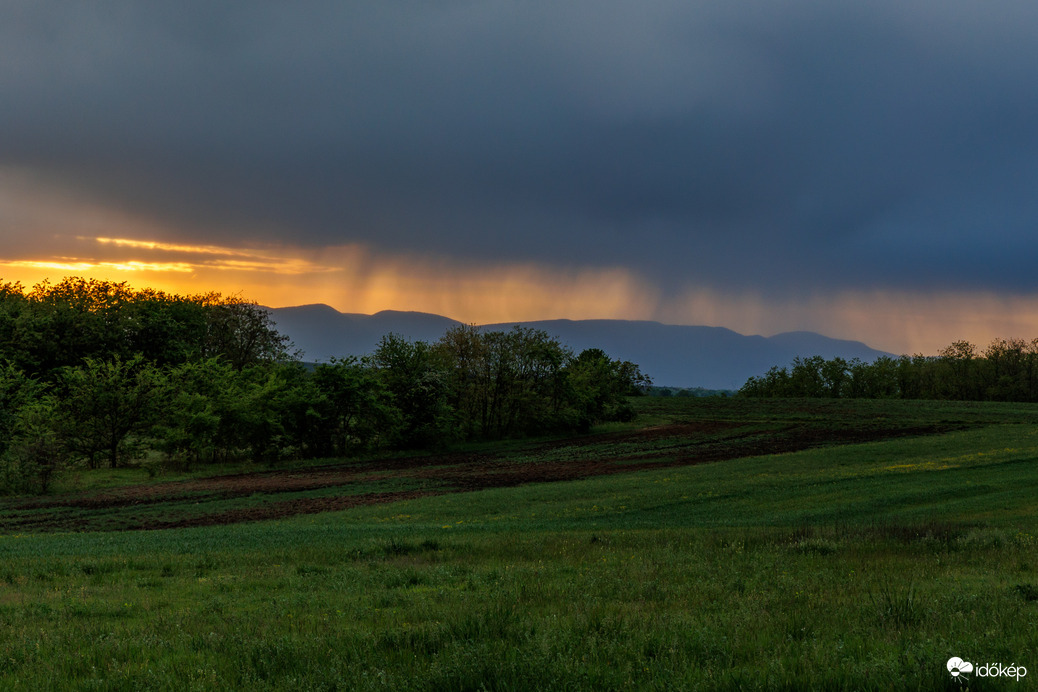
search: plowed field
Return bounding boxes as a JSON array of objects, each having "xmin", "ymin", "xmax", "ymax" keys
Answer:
[{"xmin": 0, "ymin": 417, "xmax": 953, "ymax": 533}]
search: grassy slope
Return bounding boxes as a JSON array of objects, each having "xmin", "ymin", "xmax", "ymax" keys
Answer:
[{"xmin": 0, "ymin": 399, "xmax": 1036, "ymax": 690}]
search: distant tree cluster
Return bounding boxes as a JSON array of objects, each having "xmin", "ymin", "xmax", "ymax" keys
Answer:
[
  {"xmin": 647, "ymin": 386, "xmax": 733, "ymax": 398},
  {"xmin": 739, "ymin": 339, "xmax": 1038, "ymax": 401},
  {"xmin": 0, "ymin": 278, "xmax": 649, "ymax": 493},
  {"xmin": 0, "ymin": 277, "xmax": 292, "ymax": 375}
]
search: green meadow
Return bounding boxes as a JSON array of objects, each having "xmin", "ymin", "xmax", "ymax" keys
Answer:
[{"xmin": 0, "ymin": 398, "xmax": 1036, "ymax": 690}]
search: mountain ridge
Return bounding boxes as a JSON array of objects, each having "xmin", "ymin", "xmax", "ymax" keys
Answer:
[{"xmin": 268, "ymin": 305, "xmax": 893, "ymax": 390}]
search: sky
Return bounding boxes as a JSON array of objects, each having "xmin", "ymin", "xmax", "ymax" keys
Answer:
[{"xmin": 2, "ymin": 1, "xmax": 1038, "ymax": 355}]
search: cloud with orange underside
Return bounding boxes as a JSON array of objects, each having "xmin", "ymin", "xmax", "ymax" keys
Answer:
[
  {"xmin": 0, "ymin": 234, "xmax": 661, "ymax": 326},
  {"xmin": 5, "ymin": 233, "xmax": 1038, "ymax": 356},
  {"xmin": 4, "ymin": 164, "xmax": 1038, "ymax": 360}
]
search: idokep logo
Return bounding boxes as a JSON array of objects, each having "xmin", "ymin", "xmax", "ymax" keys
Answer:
[
  {"xmin": 947, "ymin": 657, "xmax": 973, "ymax": 679},
  {"xmin": 948, "ymin": 656, "xmax": 1028, "ymax": 682}
]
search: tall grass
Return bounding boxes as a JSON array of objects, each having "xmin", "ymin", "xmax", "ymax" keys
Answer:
[{"xmin": 0, "ymin": 401, "xmax": 1036, "ymax": 689}]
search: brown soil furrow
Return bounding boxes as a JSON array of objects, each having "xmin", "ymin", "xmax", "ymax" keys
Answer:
[
  {"xmin": 122, "ymin": 490, "xmax": 439, "ymax": 531},
  {"xmin": 1, "ymin": 421, "xmax": 960, "ymax": 533}
]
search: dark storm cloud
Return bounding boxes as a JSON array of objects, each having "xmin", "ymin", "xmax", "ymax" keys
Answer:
[{"xmin": 4, "ymin": 0, "xmax": 1038, "ymax": 295}]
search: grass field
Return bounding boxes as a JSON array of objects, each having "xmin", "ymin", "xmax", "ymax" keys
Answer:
[{"xmin": 0, "ymin": 398, "xmax": 1035, "ymax": 690}]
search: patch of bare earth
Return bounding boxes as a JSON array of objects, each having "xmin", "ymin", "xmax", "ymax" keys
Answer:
[{"xmin": 5, "ymin": 420, "xmax": 954, "ymax": 532}]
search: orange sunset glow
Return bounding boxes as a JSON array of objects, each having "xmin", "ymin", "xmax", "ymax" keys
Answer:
[{"xmin": 4, "ymin": 232, "xmax": 1038, "ymax": 356}]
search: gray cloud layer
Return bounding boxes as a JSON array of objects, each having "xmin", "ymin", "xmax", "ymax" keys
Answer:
[{"xmin": 4, "ymin": 0, "xmax": 1038, "ymax": 296}]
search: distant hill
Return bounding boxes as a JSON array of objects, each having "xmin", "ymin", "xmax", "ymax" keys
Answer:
[
  {"xmin": 268, "ymin": 305, "xmax": 893, "ymax": 390},
  {"xmin": 270, "ymin": 305, "xmax": 461, "ymax": 360}
]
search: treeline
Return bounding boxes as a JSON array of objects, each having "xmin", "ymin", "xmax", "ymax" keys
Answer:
[
  {"xmin": 647, "ymin": 386, "xmax": 734, "ymax": 398},
  {"xmin": 0, "ymin": 277, "xmax": 292, "ymax": 374},
  {"xmin": 0, "ymin": 278, "xmax": 648, "ymax": 493},
  {"xmin": 740, "ymin": 339, "xmax": 1038, "ymax": 401}
]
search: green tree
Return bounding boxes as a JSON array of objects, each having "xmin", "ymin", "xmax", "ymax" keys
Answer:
[
  {"xmin": 788, "ymin": 356, "xmax": 826, "ymax": 397},
  {"xmin": 483, "ymin": 328, "xmax": 572, "ymax": 437},
  {"xmin": 739, "ymin": 366, "xmax": 792, "ymax": 397},
  {"xmin": 0, "ymin": 362, "xmax": 66, "ymax": 494},
  {"xmin": 983, "ymin": 338, "xmax": 1027, "ymax": 401},
  {"xmin": 123, "ymin": 289, "xmax": 210, "ymax": 366},
  {"xmin": 435, "ymin": 326, "xmax": 581, "ymax": 438},
  {"xmin": 433, "ymin": 325, "xmax": 492, "ymax": 439},
  {"xmin": 848, "ymin": 356, "xmax": 899, "ymax": 398},
  {"xmin": 1024, "ymin": 339, "xmax": 1038, "ymax": 401},
  {"xmin": 56, "ymin": 355, "xmax": 168, "ymax": 468},
  {"xmin": 201, "ymin": 296, "xmax": 294, "ymax": 370},
  {"xmin": 0, "ymin": 282, "xmax": 32, "ymax": 371},
  {"xmin": 0, "ymin": 361, "xmax": 42, "ymax": 459},
  {"xmin": 217, "ymin": 365, "xmax": 294, "ymax": 463},
  {"xmin": 819, "ymin": 357, "xmax": 849, "ymax": 398},
  {"xmin": 1, "ymin": 397, "xmax": 66, "ymax": 494},
  {"xmin": 311, "ymin": 357, "xmax": 398, "ymax": 455},
  {"xmin": 938, "ymin": 341, "xmax": 978, "ymax": 400},
  {"xmin": 565, "ymin": 348, "xmax": 650, "ymax": 432},
  {"xmin": 155, "ymin": 358, "xmax": 236, "ymax": 467},
  {"xmin": 371, "ymin": 334, "xmax": 454, "ymax": 448},
  {"xmin": 0, "ymin": 278, "xmax": 295, "ymax": 379}
]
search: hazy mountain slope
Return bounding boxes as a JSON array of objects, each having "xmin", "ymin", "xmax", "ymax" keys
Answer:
[
  {"xmin": 270, "ymin": 305, "xmax": 461, "ymax": 362},
  {"xmin": 479, "ymin": 320, "xmax": 891, "ymax": 389},
  {"xmin": 268, "ymin": 306, "xmax": 892, "ymax": 389}
]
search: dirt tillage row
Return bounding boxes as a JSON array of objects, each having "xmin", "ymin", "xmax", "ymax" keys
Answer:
[
  {"xmin": 526, "ymin": 420, "xmax": 746, "ymax": 452},
  {"xmin": 12, "ymin": 467, "xmax": 394, "ymax": 511},
  {"xmin": 1, "ymin": 421, "xmax": 957, "ymax": 532},
  {"xmin": 412, "ymin": 424, "xmax": 956, "ymax": 490},
  {"xmin": 124, "ymin": 491, "xmax": 439, "ymax": 531},
  {"xmin": 12, "ymin": 452, "xmax": 498, "ymax": 512}
]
